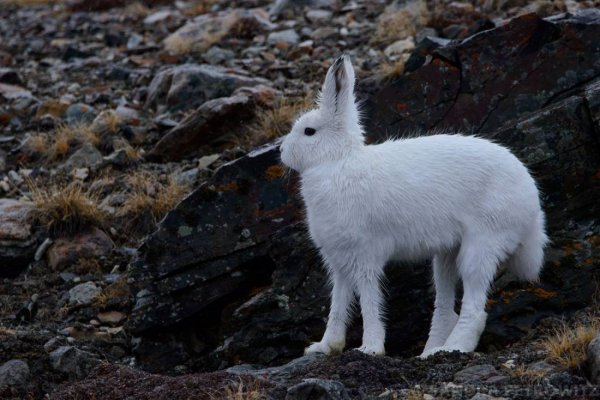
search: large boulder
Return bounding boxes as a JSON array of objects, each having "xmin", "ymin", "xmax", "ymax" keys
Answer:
[
  {"xmin": 129, "ymin": 10, "xmax": 600, "ymax": 372},
  {"xmin": 145, "ymin": 64, "xmax": 270, "ymax": 112},
  {"xmin": 146, "ymin": 85, "xmax": 281, "ymax": 162}
]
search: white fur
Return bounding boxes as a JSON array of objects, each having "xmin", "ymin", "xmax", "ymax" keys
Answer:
[{"xmin": 279, "ymin": 55, "xmax": 549, "ymax": 358}]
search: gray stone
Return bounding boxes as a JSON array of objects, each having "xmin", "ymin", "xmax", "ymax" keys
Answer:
[
  {"xmin": 309, "ymin": 27, "xmax": 338, "ymax": 40},
  {"xmin": 455, "ymin": 364, "xmax": 505, "ymax": 384},
  {"xmin": 145, "ymin": 64, "xmax": 269, "ymax": 112},
  {"xmin": 305, "ymin": 9, "xmax": 332, "ymax": 24},
  {"xmin": 65, "ymin": 103, "xmax": 95, "ymax": 124},
  {"xmin": 203, "ymin": 46, "xmax": 235, "ymax": 65},
  {"xmin": 174, "ymin": 168, "xmax": 199, "ymax": 186},
  {"xmin": 0, "ymin": 199, "xmax": 38, "ymax": 278},
  {"xmin": 68, "ymin": 282, "xmax": 102, "ymax": 305},
  {"xmin": 0, "ymin": 68, "xmax": 23, "ymax": 85},
  {"xmin": 0, "ymin": 359, "xmax": 30, "ymax": 388},
  {"xmin": 470, "ymin": 394, "xmax": 508, "ymax": 400},
  {"xmin": 267, "ymin": 29, "xmax": 300, "ymax": 45},
  {"xmin": 588, "ymin": 334, "xmax": 600, "ymax": 383},
  {"xmin": 49, "ymin": 346, "xmax": 101, "ymax": 380},
  {"xmin": 286, "ymin": 378, "xmax": 350, "ymax": 400},
  {"xmin": 61, "ymin": 143, "xmax": 103, "ymax": 171},
  {"xmin": 227, "ymin": 353, "xmax": 325, "ymax": 382}
]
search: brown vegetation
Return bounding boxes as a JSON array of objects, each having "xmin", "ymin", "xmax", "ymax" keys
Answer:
[
  {"xmin": 118, "ymin": 171, "xmax": 189, "ymax": 231},
  {"xmin": 28, "ymin": 180, "xmax": 107, "ymax": 235},
  {"xmin": 540, "ymin": 318, "xmax": 600, "ymax": 370},
  {"xmin": 249, "ymin": 95, "xmax": 314, "ymax": 142},
  {"xmin": 372, "ymin": 0, "xmax": 430, "ymax": 44}
]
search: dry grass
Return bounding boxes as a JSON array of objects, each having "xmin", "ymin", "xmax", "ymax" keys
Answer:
[
  {"xmin": 209, "ymin": 378, "xmax": 263, "ymax": 400},
  {"xmin": 91, "ymin": 110, "xmax": 121, "ymax": 136},
  {"xmin": 28, "ymin": 180, "xmax": 107, "ymax": 235},
  {"xmin": 48, "ymin": 122, "xmax": 99, "ymax": 161},
  {"xmin": 372, "ymin": 0, "xmax": 430, "ymax": 44},
  {"xmin": 540, "ymin": 319, "xmax": 600, "ymax": 370},
  {"xmin": 94, "ymin": 275, "xmax": 130, "ymax": 309},
  {"xmin": 374, "ymin": 58, "xmax": 407, "ymax": 82},
  {"xmin": 508, "ymin": 363, "xmax": 550, "ymax": 384},
  {"xmin": 25, "ymin": 133, "xmax": 49, "ymax": 156},
  {"xmin": 406, "ymin": 388, "xmax": 425, "ymax": 400},
  {"xmin": 118, "ymin": 171, "xmax": 189, "ymax": 229},
  {"xmin": 249, "ymin": 95, "xmax": 314, "ymax": 142},
  {"xmin": 124, "ymin": 1, "xmax": 150, "ymax": 17}
]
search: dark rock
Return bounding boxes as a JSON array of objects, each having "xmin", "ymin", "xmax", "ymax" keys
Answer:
[
  {"xmin": 286, "ymin": 378, "xmax": 350, "ymax": 400},
  {"xmin": 0, "ymin": 199, "xmax": 38, "ymax": 278},
  {"xmin": 0, "ymin": 359, "xmax": 30, "ymax": 388},
  {"xmin": 15, "ymin": 293, "xmax": 39, "ymax": 323},
  {"xmin": 369, "ymin": 11, "xmax": 600, "ymax": 136},
  {"xmin": 49, "ymin": 346, "xmax": 101, "ymax": 380},
  {"xmin": 145, "ymin": 63, "xmax": 270, "ymax": 112},
  {"xmin": 454, "ymin": 364, "xmax": 507, "ymax": 384},
  {"xmin": 227, "ymin": 353, "xmax": 325, "ymax": 382},
  {"xmin": 0, "ymin": 68, "xmax": 22, "ymax": 85},
  {"xmin": 146, "ymin": 94, "xmax": 256, "ymax": 162},
  {"xmin": 47, "ymin": 228, "xmax": 114, "ymax": 271},
  {"xmin": 62, "ymin": 46, "xmax": 93, "ymax": 61}
]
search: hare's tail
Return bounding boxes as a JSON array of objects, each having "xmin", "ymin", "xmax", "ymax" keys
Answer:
[{"xmin": 507, "ymin": 211, "xmax": 549, "ymax": 282}]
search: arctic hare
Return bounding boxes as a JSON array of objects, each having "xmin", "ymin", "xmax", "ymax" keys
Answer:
[{"xmin": 279, "ymin": 55, "xmax": 548, "ymax": 357}]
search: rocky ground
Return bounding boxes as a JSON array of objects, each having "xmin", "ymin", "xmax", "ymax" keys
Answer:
[{"xmin": 1, "ymin": 0, "xmax": 600, "ymax": 399}]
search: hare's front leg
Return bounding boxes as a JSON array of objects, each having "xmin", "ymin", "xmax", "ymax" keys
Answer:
[
  {"xmin": 355, "ymin": 267, "xmax": 386, "ymax": 355},
  {"xmin": 421, "ymin": 251, "xmax": 459, "ymax": 355},
  {"xmin": 305, "ymin": 270, "xmax": 353, "ymax": 355}
]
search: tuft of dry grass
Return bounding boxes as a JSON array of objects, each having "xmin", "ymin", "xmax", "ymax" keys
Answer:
[
  {"xmin": 249, "ymin": 95, "xmax": 314, "ymax": 142},
  {"xmin": 406, "ymin": 388, "xmax": 425, "ymax": 400},
  {"xmin": 372, "ymin": 0, "xmax": 430, "ymax": 44},
  {"xmin": 94, "ymin": 275, "xmax": 130, "ymax": 309},
  {"xmin": 508, "ymin": 363, "xmax": 550, "ymax": 384},
  {"xmin": 374, "ymin": 58, "xmax": 407, "ymax": 82},
  {"xmin": 28, "ymin": 180, "xmax": 107, "ymax": 235},
  {"xmin": 48, "ymin": 122, "xmax": 100, "ymax": 161},
  {"xmin": 540, "ymin": 319, "xmax": 600, "ymax": 370},
  {"xmin": 118, "ymin": 171, "xmax": 189, "ymax": 230},
  {"xmin": 25, "ymin": 133, "xmax": 49, "ymax": 156},
  {"xmin": 210, "ymin": 378, "xmax": 263, "ymax": 400},
  {"xmin": 91, "ymin": 110, "xmax": 121, "ymax": 137}
]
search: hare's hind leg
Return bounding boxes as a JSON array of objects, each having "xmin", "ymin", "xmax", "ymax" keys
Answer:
[
  {"xmin": 421, "ymin": 250, "xmax": 459, "ymax": 356},
  {"xmin": 421, "ymin": 238, "xmax": 498, "ymax": 357},
  {"xmin": 305, "ymin": 269, "xmax": 354, "ymax": 355}
]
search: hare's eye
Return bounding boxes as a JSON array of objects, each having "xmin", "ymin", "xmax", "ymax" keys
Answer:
[{"xmin": 304, "ymin": 127, "xmax": 316, "ymax": 136}]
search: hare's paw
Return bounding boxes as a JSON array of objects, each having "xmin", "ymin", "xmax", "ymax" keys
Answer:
[
  {"xmin": 304, "ymin": 340, "xmax": 344, "ymax": 356},
  {"xmin": 355, "ymin": 344, "xmax": 385, "ymax": 356},
  {"xmin": 419, "ymin": 345, "xmax": 463, "ymax": 359}
]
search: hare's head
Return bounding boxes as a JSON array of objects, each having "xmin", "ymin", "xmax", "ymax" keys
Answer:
[{"xmin": 280, "ymin": 55, "xmax": 364, "ymax": 173}]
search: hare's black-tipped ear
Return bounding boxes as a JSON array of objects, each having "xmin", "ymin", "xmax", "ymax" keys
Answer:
[{"xmin": 319, "ymin": 54, "xmax": 356, "ymax": 114}]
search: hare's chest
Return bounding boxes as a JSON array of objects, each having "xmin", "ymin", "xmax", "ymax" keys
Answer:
[{"xmin": 300, "ymin": 182, "xmax": 366, "ymax": 247}]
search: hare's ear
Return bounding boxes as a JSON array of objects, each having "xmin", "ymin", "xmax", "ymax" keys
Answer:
[{"xmin": 318, "ymin": 54, "xmax": 356, "ymax": 115}]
